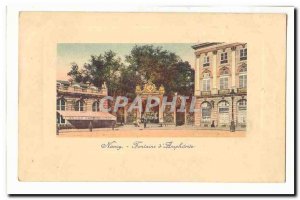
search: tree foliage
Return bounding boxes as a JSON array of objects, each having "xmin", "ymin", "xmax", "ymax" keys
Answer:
[{"xmin": 67, "ymin": 45, "xmax": 194, "ymax": 98}]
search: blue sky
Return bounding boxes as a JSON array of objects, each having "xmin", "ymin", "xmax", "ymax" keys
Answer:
[{"xmin": 57, "ymin": 43, "xmax": 196, "ymax": 80}]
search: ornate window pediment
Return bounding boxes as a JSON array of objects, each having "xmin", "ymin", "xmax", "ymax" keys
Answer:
[
  {"xmin": 218, "ymin": 66, "xmax": 230, "ymax": 77},
  {"xmin": 202, "ymin": 69, "xmax": 212, "ymax": 78},
  {"xmin": 239, "ymin": 65, "xmax": 247, "ymax": 73}
]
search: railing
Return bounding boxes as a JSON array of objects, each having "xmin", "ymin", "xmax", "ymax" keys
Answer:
[
  {"xmin": 74, "ymin": 87, "xmax": 81, "ymax": 92},
  {"xmin": 218, "ymin": 89, "xmax": 230, "ymax": 95},
  {"xmin": 237, "ymin": 88, "xmax": 247, "ymax": 94},
  {"xmin": 240, "ymin": 56, "xmax": 247, "ymax": 61},
  {"xmin": 201, "ymin": 91, "xmax": 211, "ymax": 97},
  {"xmin": 91, "ymin": 89, "xmax": 100, "ymax": 93},
  {"xmin": 57, "ymin": 86, "xmax": 104, "ymax": 95},
  {"xmin": 203, "ymin": 63, "xmax": 210, "ymax": 67},
  {"xmin": 220, "ymin": 60, "xmax": 228, "ymax": 64}
]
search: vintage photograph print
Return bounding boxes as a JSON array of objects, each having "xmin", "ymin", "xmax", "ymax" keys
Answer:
[
  {"xmin": 16, "ymin": 11, "xmax": 288, "ymax": 186},
  {"xmin": 56, "ymin": 43, "xmax": 247, "ymax": 137}
]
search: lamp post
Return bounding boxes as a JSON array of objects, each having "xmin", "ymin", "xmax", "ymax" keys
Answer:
[{"xmin": 230, "ymin": 89, "xmax": 236, "ymax": 132}]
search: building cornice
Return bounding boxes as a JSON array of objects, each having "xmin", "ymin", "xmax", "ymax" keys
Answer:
[{"xmin": 194, "ymin": 42, "xmax": 247, "ymax": 56}]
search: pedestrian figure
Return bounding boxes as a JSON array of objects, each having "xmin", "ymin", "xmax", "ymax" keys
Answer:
[
  {"xmin": 211, "ymin": 120, "xmax": 215, "ymax": 128},
  {"xmin": 112, "ymin": 121, "xmax": 116, "ymax": 130},
  {"xmin": 89, "ymin": 121, "xmax": 93, "ymax": 132},
  {"xmin": 144, "ymin": 118, "xmax": 147, "ymax": 128},
  {"xmin": 136, "ymin": 120, "xmax": 140, "ymax": 127}
]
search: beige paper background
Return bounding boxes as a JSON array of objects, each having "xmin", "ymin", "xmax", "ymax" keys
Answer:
[{"xmin": 18, "ymin": 12, "xmax": 286, "ymax": 182}]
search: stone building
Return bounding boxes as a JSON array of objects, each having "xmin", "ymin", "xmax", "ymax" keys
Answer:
[
  {"xmin": 192, "ymin": 42, "xmax": 247, "ymax": 128},
  {"xmin": 56, "ymin": 80, "xmax": 116, "ymax": 129}
]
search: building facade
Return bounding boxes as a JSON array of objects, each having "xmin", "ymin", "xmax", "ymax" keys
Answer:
[
  {"xmin": 192, "ymin": 42, "xmax": 247, "ymax": 128},
  {"xmin": 56, "ymin": 80, "xmax": 116, "ymax": 129}
]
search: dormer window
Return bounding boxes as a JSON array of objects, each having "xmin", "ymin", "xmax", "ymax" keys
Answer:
[
  {"xmin": 220, "ymin": 52, "xmax": 228, "ymax": 64},
  {"xmin": 203, "ymin": 56, "xmax": 210, "ymax": 67},
  {"xmin": 240, "ymin": 48, "xmax": 247, "ymax": 60}
]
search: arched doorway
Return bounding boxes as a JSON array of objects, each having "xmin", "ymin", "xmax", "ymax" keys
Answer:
[
  {"xmin": 201, "ymin": 101, "xmax": 212, "ymax": 127},
  {"xmin": 217, "ymin": 100, "xmax": 230, "ymax": 127},
  {"xmin": 237, "ymin": 99, "xmax": 247, "ymax": 127}
]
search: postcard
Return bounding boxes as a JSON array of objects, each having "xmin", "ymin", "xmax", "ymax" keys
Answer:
[
  {"xmin": 15, "ymin": 11, "xmax": 288, "ymax": 185},
  {"xmin": 56, "ymin": 42, "xmax": 247, "ymax": 137}
]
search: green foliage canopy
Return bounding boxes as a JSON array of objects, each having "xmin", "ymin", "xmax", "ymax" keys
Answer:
[{"xmin": 67, "ymin": 45, "xmax": 194, "ymax": 98}]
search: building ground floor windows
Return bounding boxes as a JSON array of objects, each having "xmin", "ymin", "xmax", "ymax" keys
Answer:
[{"xmin": 194, "ymin": 95, "xmax": 247, "ymax": 129}]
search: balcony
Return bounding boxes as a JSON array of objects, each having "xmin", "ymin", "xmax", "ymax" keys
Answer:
[
  {"xmin": 220, "ymin": 60, "xmax": 228, "ymax": 64},
  {"xmin": 60, "ymin": 86, "xmax": 68, "ymax": 91},
  {"xmin": 203, "ymin": 63, "xmax": 210, "ymax": 67},
  {"xmin": 237, "ymin": 88, "xmax": 247, "ymax": 94},
  {"xmin": 218, "ymin": 89, "xmax": 230, "ymax": 95},
  {"xmin": 201, "ymin": 91, "xmax": 211, "ymax": 97},
  {"xmin": 57, "ymin": 85, "xmax": 105, "ymax": 96},
  {"xmin": 240, "ymin": 56, "xmax": 247, "ymax": 61}
]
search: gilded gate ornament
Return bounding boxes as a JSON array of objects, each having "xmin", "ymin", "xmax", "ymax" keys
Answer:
[{"xmin": 135, "ymin": 80, "xmax": 164, "ymax": 95}]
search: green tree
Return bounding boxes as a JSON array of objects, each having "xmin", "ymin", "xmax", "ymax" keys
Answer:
[
  {"xmin": 125, "ymin": 45, "xmax": 194, "ymax": 96},
  {"xmin": 67, "ymin": 50, "xmax": 124, "ymax": 97},
  {"xmin": 67, "ymin": 45, "xmax": 195, "ymax": 98}
]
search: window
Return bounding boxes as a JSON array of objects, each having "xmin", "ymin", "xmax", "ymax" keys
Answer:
[
  {"xmin": 202, "ymin": 73, "xmax": 210, "ymax": 91},
  {"xmin": 56, "ymin": 98, "xmax": 66, "ymax": 111},
  {"xmin": 75, "ymin": 100, "xmax": 85, "ymax": 111},
  {"xmin": 240, "ymin": 48, "xmax": 247, "ymax": 60},
  {"xmin": 203, "ymin": 56, "xmax": 210, "ymax": 67},
  {"xmin": 218, "ymin": 101, "xmax": 229, "ymax": 113},
  {"xmin": 201, "ymin": 102, "xmax": 211, "ymax": 120},
  {"xmin": 202, "ymin": 79, "xmax": 210, "ymax": 91},
  {"xmin": 220, "ymin": 52, "xmax": 228, "ymax": 64},
  {"xmin": 237, "ymin": 99, "xmax": 247, "ymax": 124},
  {"xmin": 220, "ymin": 77, "xmax": 229, "ymax": 89},
  {"xmin": 220, "ymin": 68, "xmax": 229, "ymax": 90},
  {"xmin": 239, "ymin": 66, "xmax": 247, "ymax": 88},
  {"xmin": 92, "ymin": 101, "xmax": 100, "ymax": 112},
  {"xmin": 239, "ymin": 74, "xmax": 247, "ymax": 88},
  {"xmin": 238, "ymin": 99, "xmax": 247, "ymax": 110}
]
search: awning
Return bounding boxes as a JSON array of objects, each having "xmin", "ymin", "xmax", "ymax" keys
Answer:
[{"xmin": 57, "ymin": 111, "xmax": 116, "ymax": 121}]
